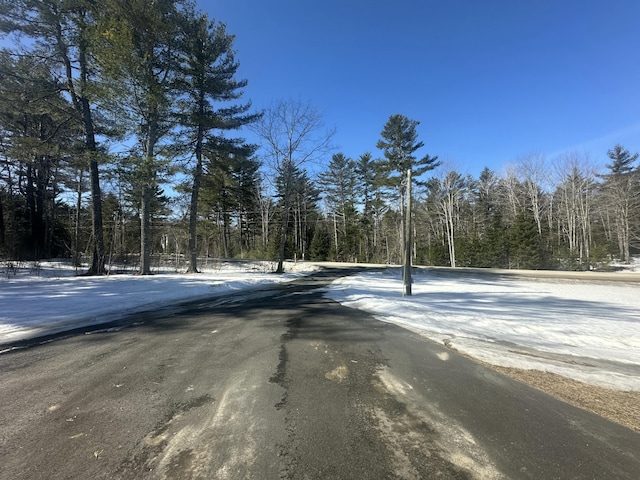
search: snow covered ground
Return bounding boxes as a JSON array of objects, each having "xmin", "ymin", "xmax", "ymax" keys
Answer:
[
  {"xmin": 1, "ymin": 260, "xmax": 638, "ymax": 392},
  {"xmin": 0, "ymin": 260, "xmax": 316, "ymax": 347},
  {"xmin": 325, "ymin": 267, "xmax": 640, "ymax": 391}
]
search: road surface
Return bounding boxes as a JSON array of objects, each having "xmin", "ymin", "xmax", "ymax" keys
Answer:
[{"xmin": 1, "ymin": 268, "xmax": 639, "ymax": 479}]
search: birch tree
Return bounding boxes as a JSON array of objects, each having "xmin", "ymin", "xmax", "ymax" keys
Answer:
[
  {"xmin": 428, "ymin": 169, "xmax": 466, "ymax": 267},
  {"xmin": 552, "ymin": 153, "xmax": 596, "ymax": 268},
  {"xmin": 599, "ymin": 144, "xmax": 639, "ymax": 263},
  {"xmin": 515, "ymin": 152, "xmax": 548, "ymax": 237}
]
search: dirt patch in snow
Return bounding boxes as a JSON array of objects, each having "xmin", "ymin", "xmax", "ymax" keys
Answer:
[{"xmin": 486, "ymin": 365, "xmax": 640, "ymax": 433}]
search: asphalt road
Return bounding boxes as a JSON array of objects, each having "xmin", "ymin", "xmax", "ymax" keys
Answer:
[{"xmin": 1, "ymin": 268, "xmax": 639, "ymax": 479}]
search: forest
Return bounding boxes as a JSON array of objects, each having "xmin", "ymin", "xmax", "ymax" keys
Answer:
[{"xmin": 1, "ymin": 0, "xmax": 639, "ymax": 274}]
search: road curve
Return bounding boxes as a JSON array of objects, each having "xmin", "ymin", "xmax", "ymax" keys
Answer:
[{"xmin": 0, "ymin": 268, "xmax": 639, "ymax": 479}]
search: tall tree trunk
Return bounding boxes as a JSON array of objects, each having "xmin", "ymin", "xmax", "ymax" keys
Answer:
[
  {"xmin": 187, "ymin": 124, "xmax": 205, "ymax": 273},
  {"xmin": 80, "ymin": 44, "xmax": 105, "ymax": 274},
  {"xmin": 0, "ymin": 193, "xmax": 4, "ymax": 252},
  {"xmin": 81, "ymin": 53, "xmax": 105, "ymax": 274},
  {"xmin": 26, "ymin": 163, "xmax": 44, "ymax": 258},
  {"xmin": 139, "ymin": 148, "xmax": 156, "ymax": 275},
  {"xmin": 333, "ymin": 212, "xmax": 339, "ymax": 255},
  {"xmin": 88, "ymin": 154, "xmax": 105, "ymax": 274},
  {"xmin": 223, "ymin": 210, "xmax": 230, "ymax": 258},
  {"xmin": 74, "ymin": 169, "xmax": 83, "ymax": 266},
  {"xmin": 139, "ymin": 105, "xmax": 159, "ymax": 275},
  {"xmin": 140, "ymin": 184, "xmax": 152, "ymax": 274},
  {"xmin": 277, "ymin": 201, "xmax": 290, "ymax": 273},
  {"xmin": 55, "ymin": 11, "xmax": 105, "ymax": 273}
]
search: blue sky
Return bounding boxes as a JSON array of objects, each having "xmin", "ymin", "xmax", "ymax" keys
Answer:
[{"xmin": 207, "ymin": 0, "xmax": 640, "ymax": 177}]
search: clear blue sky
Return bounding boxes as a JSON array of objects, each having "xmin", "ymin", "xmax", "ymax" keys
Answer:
[{"xmin": 207, "ymin": 0, "xmax": 640, "ymax": 176}]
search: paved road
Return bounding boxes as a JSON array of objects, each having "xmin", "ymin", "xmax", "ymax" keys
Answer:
[{"xmin": 1, "ymin": 269, "xmax": 639, "ymax": 479}]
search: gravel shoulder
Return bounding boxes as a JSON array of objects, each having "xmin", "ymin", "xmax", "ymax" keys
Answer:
[
  {"xmin": 478, "ymin": 363, "xmax": 640, "ymax": 433},
  {"xmin": 412, "ymin": 265, "xmax": 640, "ymax": 433}
]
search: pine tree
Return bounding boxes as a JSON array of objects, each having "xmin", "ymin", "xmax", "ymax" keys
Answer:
[
  {"xmin": 318, "ymin": 153, "xmax": 358, "ymax": 261},
  {"xmin": 354, "ymin": 153, "xmax": 378, "ymax": 261},
  {"xmin": 377, "ymin": 114, "xmax": 438, "ymax": 279},
  {"xmin": 0, "ymin": 0, "xmax": 107, "ymax": 272},
  {"xmin": 176, "ymin": 7, "xmax": 260, "ymax": 272},
  {"xmin": 599, "ymin": 145, "xmax": 639, "ymax": 263},
  {"xmin": 0, "ymin": 52, "xmax": 80, "ymax": 258},
  {"xmin": 509, "ymin": 211, "xmax": 542, "ymax": 269},
  {"xmin": 199, "ymin": 151, "xmax": 260, "ymax": 258},
  {"xmin": 376, "ymin": 114, "xmax": 439, "ymax": 188},
  {"xmin": 97, "ymin": 0, "xmax": 184, "ymax": 274},
  {"xmin": 309, "ymin": 222, "xmax": 331, "ymax": 260}
]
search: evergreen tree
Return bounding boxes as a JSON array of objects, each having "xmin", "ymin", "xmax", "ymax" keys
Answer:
[
  {"xmin": 599, "ymin": 144, "xmax": 639, "ymax": 263},
  {"xmin": 0, "ymin": 0, "xmax": 108, "ymax": 272},
  {"xmin": 484, "ymin": 215, "xmax": 510, "ymax": 268},
  {"xmin": 509, "ymin": 211, "xmax": 542, "ymax": 269},
  {"xmin": 318, "ymin": 153, "xmax": 358, "ymax": 261},
  {"xmin": 199, "ymin": 151, "xmax": 260, "ymax": 258},
  {"xmin": 200, "ymin": 152, "xmax": 237, "ymax": 258},
  {"xmin": 0, "ymin": 52, "xmax": 80, "ymax": 258},
  {"xmin": 176, "ymin": 7, "xmax": 260, "ymax": 272},
  {"xmin": 291, "ymin": 169, "xmax": 321, "ymax": 261},
  {"xmin": 309, "ymin": 221, "xmax": 331, "ymax": 260},
  {"xmin": 376, "ymin": 114, "xmax": 439, "ymax": 188},
  {"xmin": 354, "ymin": 152, "xmax": 378, "ymax": 261},
  {"xmin": 474, "ymin": 167, "xmax": 500, "ymax": 237},
  {"xmin": 234, "ymin": 155, "xmax": 262, "ymax": 256},
  {"xmin": 607, "ymin": 144, "xmax": 638, "ymax": 175},
  {"xmin": 377, "ymin": 114, "xmax": 438, "ymax": 274},
  {"xmin": 97, "ymin": 0, "xmax": 184, "ymax": 274}
]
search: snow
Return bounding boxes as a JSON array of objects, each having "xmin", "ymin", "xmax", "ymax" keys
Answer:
[
  {"xmin": 325, "ymin": 268, "xmax": 640, "ymax": 391},
  {"xmin": 1, "ymin": 261, "xmax": 639, "ymax": 391},
  {"xmin": 0, "ymin": 260, "xmax": 316, "ymax": 347}
]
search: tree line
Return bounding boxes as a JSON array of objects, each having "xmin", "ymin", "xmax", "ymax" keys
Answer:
[
  {"xmin": 0, "ymin": 0, "xmax": 258, "ymax": 274},
  {"xmin": 318, "ymin": 144, "xmax": 639, "ymax": 271},
  {"xmin": 1, "ymin": 1, "xmax": 638, "ymax": 273}
]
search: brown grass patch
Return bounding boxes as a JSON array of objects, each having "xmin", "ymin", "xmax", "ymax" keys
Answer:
[{"xmin": 487, "ymin": 365, "xmax": 640, "ymax": 433}]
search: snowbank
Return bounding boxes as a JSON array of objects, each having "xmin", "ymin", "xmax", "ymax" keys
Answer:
[
  {"xmin": 325, "ymin": 267, "xmax": 640, "ymax": 391},
  {"xmin": 0, "ymin": 260, "xmax": 316, "ymax": 346}
]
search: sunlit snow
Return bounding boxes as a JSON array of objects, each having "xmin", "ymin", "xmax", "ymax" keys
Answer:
[
  {"xmin": 325, "ymin": 267, "xmax": 640, "ymax": 391},
  {"xmin": 0, "ymin": 260, "xmax": 313, "ymax": 345}
]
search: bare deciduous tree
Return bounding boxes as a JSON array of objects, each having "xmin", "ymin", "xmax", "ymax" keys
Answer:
[
  {"xmin": 598, "ymin": 145, "xmax": 639, "ymax": 263},
  {"xmin": 251, "ymin": 99, "xmax": 334, "ymax": 273},
  {"xmin": 429, "ymin": 168, "xmax": 467, "ymax": 268},
  {"xmin": 515, "ymin": 152, "xmax": 549, "ymax": 237},
  {"xmin": 552, "ymin": 152, "xmax": 597, "ymax": 267}
]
